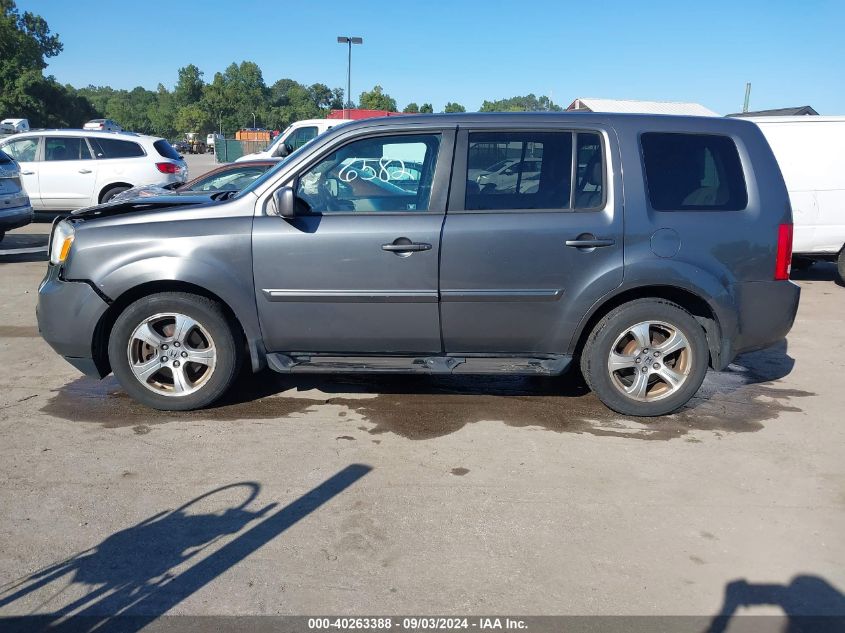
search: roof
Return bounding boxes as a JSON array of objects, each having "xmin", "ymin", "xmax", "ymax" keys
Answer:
[
  {"xmin": 727, "ymin": 106, "xmax": 819, "ymax": 117},
  {"xmin": 739, "ymin": 115, "xmax": 845, "ymax": 124},
  {"xmin": 566, "ymin": 98, "xmax": 719, "ymax": 117}
]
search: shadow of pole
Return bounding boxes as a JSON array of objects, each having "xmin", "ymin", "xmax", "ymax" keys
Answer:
[{"xmin": 0, "ymin": 464, "xmax": 372, "ymax": 633}]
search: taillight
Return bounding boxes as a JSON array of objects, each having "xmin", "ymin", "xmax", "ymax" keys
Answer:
[
  {"xmin": 156, "ymin": 162, "xmax": 180, "ymax": 174},
  {"xmin": 775, "ymin": 223, "xmax": 793, "ymax": 280}
]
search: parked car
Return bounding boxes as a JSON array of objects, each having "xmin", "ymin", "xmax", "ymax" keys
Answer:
[
  {"xmin": 747, "ymin": 116, "xmax": 845, "ymax": 282},
  {"xmin": 37, "ymin": 113, "xmax": 799, "ymax": 416},
  {"xmin": 83, "ymin": 119, "xmax": 123, "ymax": 132},
  {"xmin": 0, "ymin": 130, "xmax": 187, "ymax": 212},
  {"xmin": 235, "ymin": 119, "xmax": 341, "ymax": 162},
  {"xmin": 476, "ymin": 157, "xmax": 542, "ymax": 193},
  {"xmin": 112, "ymin": 160, "xmax": 280, "ymax": 201},
  {"xmin": 172, "ymin": 140, "xmax": 189, "ymax": 154},
  {"xmin": 0, "ymin": 118, "xmax": 30, "ymax": 135},
  {"xmin": 0, "ymin": 149, "xmax": 33, "ymax": 241}
]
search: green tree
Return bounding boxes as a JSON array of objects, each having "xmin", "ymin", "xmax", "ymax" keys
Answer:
[
  {"xmin": 479, "ymin": 94, "xmax": 561, "ymax": 112},
  {"xmin": 359, "ymin": 85, "xmax": 397, "ymax": 111},
  {"xmin": 0, "ymin": 0, "xmax": 94, "ymax": 127},
  {"xmin": 175, "ymin": 104, "xmax": 211, "ymax": 134},
  {"xmin": 403, "ymin": 102, "xmax": 419, "ymax": 113},
  {"xmin": 174, "ymin": 64, "xmax": 204, "ymax": 107},
  {"xmin": 419, "ymin": 103, "xmax": 434, "ymax": 113},
  {"xmin": 443, "ymin": 102, "xmax": 466, "ymax": 113}
]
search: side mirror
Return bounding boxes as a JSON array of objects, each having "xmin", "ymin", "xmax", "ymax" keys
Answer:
[{"xmin": 272, "ymin": 186, "xmax": 296, "ymax": 218}]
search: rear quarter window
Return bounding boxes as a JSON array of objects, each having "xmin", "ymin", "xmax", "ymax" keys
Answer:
[
  {"xmin": 153, "ymin": 139, "xmax": 182, "ymax": 160},
  {"xmin": 89, "ymin": 137, "xmax": 145, "ymax": 159},
  {"xmin": 640, "ymin": 132, "xmax": 747, "ymax": 211}
]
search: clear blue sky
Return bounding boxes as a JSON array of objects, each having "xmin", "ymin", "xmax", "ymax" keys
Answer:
[{"xmin": 22, "ymin": 0, "xmax": 845, "ymax": 115}]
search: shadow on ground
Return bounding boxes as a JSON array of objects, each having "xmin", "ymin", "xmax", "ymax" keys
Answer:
[
  {"xmin": 790, "ymin": 261, "xmax": 844, "ymax": 288},
  {"xmin": 705, "ymin": 575, "xmax": 845, "ymax": 633},
  {"xmin": 0, "ymin": 466, "xmax": 371, "ymax": 632},
  {"xmin": 0, "ymin": 232, "xmax": 48, "ymax": 264},
  {"xmin": 41, "ymin": 339, "xmax": 812, "ymax": 441}
]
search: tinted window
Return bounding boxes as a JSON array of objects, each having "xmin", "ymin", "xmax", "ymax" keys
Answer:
[
  {"xmin": 641, "ymin": 133, "xmax": 747, "ymax": 211},
  {"xmin": 295, "ymin": 133, "xmax": 440, "ymax": 213},
  {"xmin": 89, "ymin": 137, "xmax": 145, "ymax": 159},
  {"xmin": 45, "ymin": 137, "xmax": 91, "ymax": 161},
  {"xmin": 574, "ymin": 132, "xmax": 604, "ymax": 208},
  {"xmin": 153, "ymin": 139, "xmax": 181, "ymax": 160},
  {"xmin": 0, "ymin": 150, "xmax": 12, "ymax": 164},
  {"xmin": 466, "ymin": 132, "xmax": 572, "ymax": 210},
  {"xmin": 2, "ymin": 137, "xmax": 38, "ymax": 162},
  {"xmin": 190, "ymin": 165, "xmax": 272, "ymax": 192}
]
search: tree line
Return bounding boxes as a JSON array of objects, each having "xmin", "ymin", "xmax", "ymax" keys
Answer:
[{"xmin": 1, "ymin": 1, "xmax": 562, "ymax": 140}]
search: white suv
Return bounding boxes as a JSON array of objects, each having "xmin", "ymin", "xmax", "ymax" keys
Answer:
[
  {"xmin": 235, "ymin": 119, "xmax": 340, "ymax": 162},
  {"xmin": 0, "ymin": 130, "xmax": 187, "ymax": 211}
]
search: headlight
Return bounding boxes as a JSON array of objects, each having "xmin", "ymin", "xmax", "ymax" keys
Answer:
[{"xmin": 49, "ymin": 220, "xmax": 75, "ymax": 266}]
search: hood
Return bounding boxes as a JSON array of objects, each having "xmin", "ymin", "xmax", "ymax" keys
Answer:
[{"xmin": 69, "ymin": 192, "xmax": 227, "ymax": 220}]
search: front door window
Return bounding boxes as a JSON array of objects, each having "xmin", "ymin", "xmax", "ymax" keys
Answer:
[{"xmin": 295, "ymin": 134, "xmax": 441, "ymax": 213}]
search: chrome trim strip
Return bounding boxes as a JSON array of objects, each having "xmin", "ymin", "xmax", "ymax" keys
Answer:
[
  {"xmin": 440, "ymin": 289, "xmax": 564, "ymax": 302},
  {"xmin": 262, "ymin": 289, "xmax": 438, "ymax": 303}
]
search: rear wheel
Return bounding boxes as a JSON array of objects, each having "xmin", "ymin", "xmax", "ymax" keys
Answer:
[
  {"xmin": 838, "ymin": 248, "xmax": 845, "ymax": 284},
  {"xmin": 580, "ymin": 299, "xmax": 709, "ymax": 416},
  {"xmin": 101, "ymin": 185, "xmax": 131, "ymax": 203},
  {"xmin": 108, "ymin": 292, "xmax": 240, "ymax": 410}
]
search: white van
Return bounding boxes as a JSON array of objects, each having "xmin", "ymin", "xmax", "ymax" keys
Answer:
[
  {"xmin": 235, "ymin": 119, "xmax": 341, "ymax": 162},
  {"xmin": 749, "ymin": 116, "xmax": 845, "ymax": 280},
  {"xmin": 0, "ymin": 118, "xmax": 30, "ymax": 135}
]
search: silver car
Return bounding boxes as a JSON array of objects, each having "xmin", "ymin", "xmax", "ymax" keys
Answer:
[{"xmin": 0, "ymin": 149, "xmax": 33, "ymax": 242}]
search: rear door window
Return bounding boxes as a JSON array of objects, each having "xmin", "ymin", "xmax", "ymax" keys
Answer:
[
  {"xmin": 88, "ymin": 137, "xmax": 145, "ymax": 159},
  {"xmin": 640, "ymin": 133, "xmax": 747, "ymax": 211},
  {"xmin": 466, "ymin": 131, "xmax": 573, "ymax": 210},
  {"xmin": 45, "ymin": 137, "xmax": 92, "ymax": 161}
]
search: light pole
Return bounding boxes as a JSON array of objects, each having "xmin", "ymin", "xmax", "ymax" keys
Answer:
[
  {"xmin": 337, "ymin": 36, "xmax": 363, "ymax": 115},
  {"xmin": 252, "ymin": 112, "xmax": 256, "ymax": 129}
]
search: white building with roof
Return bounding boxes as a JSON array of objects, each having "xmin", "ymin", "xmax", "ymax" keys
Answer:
[{"xmin": 566, "ymin": 98, "xmax": 719, "ymax": 117}]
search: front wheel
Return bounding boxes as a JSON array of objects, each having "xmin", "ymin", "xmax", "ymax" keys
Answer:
[
  {"xmin": 108, "ymin": 292, "xmax": 240, "ymax": 410},
  {"xmin": 580, "ymin": 299, "xmax": 709, "ymax": 416},
  {"xmin": 838, "ymin": 248, "xmax": 845, "ymax": 284}
]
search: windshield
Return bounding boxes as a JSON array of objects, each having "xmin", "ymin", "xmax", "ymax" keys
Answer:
[{"xmin": 235, "ymin": 135, "xmax": 322, "ymax": 198}]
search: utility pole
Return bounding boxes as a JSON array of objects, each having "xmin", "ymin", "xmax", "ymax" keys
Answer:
[
  {"xmin": 337, "ymin": 36, "xmax": 363, "ymax": 115},
  {"xmin": 743, "ymin": 82, "xmax": 752, "ymax": 113}
]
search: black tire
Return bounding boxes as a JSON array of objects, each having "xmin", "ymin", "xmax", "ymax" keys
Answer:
[
  {"xmin": 838, "ymin": 249, "xmax": 845, "ymax": 284},
  {"xmin": 108, "ymin": 292, "xmax": 241, "ymax": 410},
  {"xmin": 580, "ymin": 298, "xmax": 709, "ymax": 417},
  {"xmin": 100, "ymin": 185, "xmax": 131, "ymax": 203},
  {"xmin": 0, "ymin": 231, "xmax": 5, "ymax": 243}
]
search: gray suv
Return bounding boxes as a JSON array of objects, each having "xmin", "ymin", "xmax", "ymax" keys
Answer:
[{"xmin": 37, "ymin": 113, "xmax": 800, "ymax": 416}]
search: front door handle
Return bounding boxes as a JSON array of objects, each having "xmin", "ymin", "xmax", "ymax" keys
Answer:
[
  {"xmin": 565, "ymin": 233, "xmax": 616, "ymax": 249},
  {"xmin": 21, "ymin": 170, "xmax": 34, "ymax": 175},
  {"xmin": 78, "ymin": 169, "xmax": 92, "ymax": 174},
  {"xmin": 382, "ymin": 237, "xmax": 432, "ymax": 255}
]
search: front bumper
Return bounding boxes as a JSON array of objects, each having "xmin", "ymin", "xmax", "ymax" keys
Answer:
[
  {"xmin": 0, "ymin": 204, "xmax": 34, "ymax": 232},
  {"xmin": 37, "ymin": 266, "xmax": 110, "ymax": 377}
]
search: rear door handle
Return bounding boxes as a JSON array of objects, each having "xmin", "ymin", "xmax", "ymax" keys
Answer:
[
  {"xmin": 78, "ymin": 169, "xmax": 92, "ymax": 174},
  {"xmin": 21, "ymin": 170, "xmax": 34, "ymax": 175}
]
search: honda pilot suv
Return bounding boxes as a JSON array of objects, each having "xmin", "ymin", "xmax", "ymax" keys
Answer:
[{"xmin": 37, "ymin": 113, "xmax": 800, "ymax": 416}]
